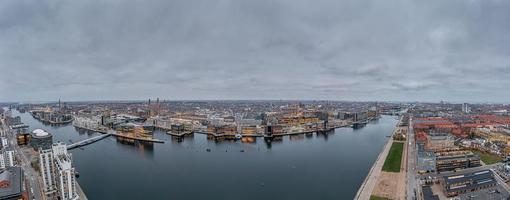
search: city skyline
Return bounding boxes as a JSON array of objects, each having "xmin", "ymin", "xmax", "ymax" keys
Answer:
[
  {"xmin": 1, "ymin": 99, "xmax": 506, "ymax": 105},
  {"xmin": 1, "ymin": 0, "xmax": 510, "ymax": 102},
  {"xmin": 2, "ymin": 1, "xmax": 510, "ymax": 199}
]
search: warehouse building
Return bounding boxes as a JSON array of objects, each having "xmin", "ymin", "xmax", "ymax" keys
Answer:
[{"xmin": 443, "ymin": 170, "xmax": 497, "ymax": 197}]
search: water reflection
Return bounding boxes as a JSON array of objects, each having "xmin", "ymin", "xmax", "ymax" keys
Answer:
[
  {"xmin": 241, "ymin": 137, "xmax": 256, "ymax": 143},
  {"xmin": 264, "ymin": 138, "xmax": 272, "ymax": 149},
  {"xmin": 289, "ymin": 134, "xmax": 304, "ymax": 141},
  {"xmin": 171, "ymin": 136, "xmax": 184, "ymax": 143},
  {"xmin": 169, "ymin": 133, "xmax": 193, "ymax": 143},
  {"xmin": 74, "ymin": 127, "xmax": 96, "ymax": 137},
  {"xmin": 115, "ymin": 139, "xmax": 155, "ymax": 158},
  {"xmin": 316, "ymin": 131, "xmax": 331, "ymax": 141},
  {"xmin": 352, "ymin": 123, "xmax": 366, "ymax": 129},
  {"xmin": 39, "ymin": 121, "xmax": 71, "ymax": 127}
]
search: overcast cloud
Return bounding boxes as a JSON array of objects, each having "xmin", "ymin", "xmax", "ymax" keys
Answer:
[{"xmin": 0, "ymin": 0, "xmax": 509, "ymax": 102}]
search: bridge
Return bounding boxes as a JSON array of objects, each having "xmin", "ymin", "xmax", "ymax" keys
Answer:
[{"xmin": 67, "ymin": 133, "xmax": 112, "ymax": 150}]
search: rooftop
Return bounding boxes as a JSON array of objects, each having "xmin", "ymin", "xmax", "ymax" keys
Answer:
[
  {"xmin": 0, "ymin": 167, "xmax": 23, "ymax": 199},
  {"xmin": 444, "ymin": 170, "xmax": 496, "ymax": 193},
  {"xmin": 32, "ymin": 129, "xmax": 49, "ymax": 137}
]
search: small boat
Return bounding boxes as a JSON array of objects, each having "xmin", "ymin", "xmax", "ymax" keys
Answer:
[
  {"xmin": 206, "ymin": 148, "xmax": 211, "ymax": 152},
  {"xmin": 235, "ymin": 134, "xmax": 242, "ymax": 139}
]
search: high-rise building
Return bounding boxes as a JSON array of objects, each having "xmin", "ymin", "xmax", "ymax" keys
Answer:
[
  {"xmin": 4, "ymin": 149, "xmax": 14, "ymax": 167},
  {"xmin": 30, "ymin": 129, "xmax": 53, "ymax": 150},
  {"xmin": 461, "ymin": 103, "xmax": 471, "ymax": 113},
  {"xmin": 0, "ymin": 137, "xmax": 7, "ymax": 149},
  {"xmin": 40, "ymin": 148, "xmax": 54, "ymax": 192},
  {"xmin": 39, "ymin": 142, "xmax": 79, "ymax": 200},
  {"xmin": 0, "ymin": 153, "xmax": 4, "ymax": 169},
  {"xmin": 0, "ymin": 136, "xmax": 15, "ymax": 169}
]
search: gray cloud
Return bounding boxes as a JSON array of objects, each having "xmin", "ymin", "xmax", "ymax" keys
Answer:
[{"xmin": 1, "ymin": 0, "xmax": 510, "ymax": 103}]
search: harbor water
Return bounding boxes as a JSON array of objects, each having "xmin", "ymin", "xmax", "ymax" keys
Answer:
[{"xmin": 12, "ymin": 109, "xmax": 397, "ymax": 200}]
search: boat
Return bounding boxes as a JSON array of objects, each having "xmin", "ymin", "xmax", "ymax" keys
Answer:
[{"xmin": 235, "ymin": 134, "xmax": 242, "ymax": 139}]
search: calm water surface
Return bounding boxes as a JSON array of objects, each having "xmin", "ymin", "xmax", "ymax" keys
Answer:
[{"xmin": 12, "ymin": 110, "xmax": 396, "ymax": 200}]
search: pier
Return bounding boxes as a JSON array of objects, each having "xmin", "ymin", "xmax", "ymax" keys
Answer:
[
  {"xmin": 111, "ymin": 133, "xmax": 164, "ymax": 143},
  {"xmin": 191, "ymin": 128, "xmax": 335, "ymax": 140},
  {"xmin": 166, "ymin": 131, "xmax": 193, "ymax": 137}
]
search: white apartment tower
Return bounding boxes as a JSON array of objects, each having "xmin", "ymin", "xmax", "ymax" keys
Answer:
[
  {"xmin": 0, "ymin": 137, "xmax": 14, "ymax": 169},
  {"xmin": 0, "ymin": 149, "xmax": 15, "ymax": 169},
  {"xmin": 39, "ymin": 142, "xmax": 79, "ymax": 200},
  {"xmin": 4, "ymin": 149, "xmax": 14, "ymax": 167},
  {"xmin": 0, "ymin": 153, "xmax": 5, "ymax": 169},
  {"xmin": 462, "ymin": 103, "xmax": 471, "ymax": 113},
  {"xmin": 1, "ymin": 137, "xmax": 8, "ymax": 148},
  {"xmin": 39, "ymin": 148, "xmax": 55, "ymax": 192}
]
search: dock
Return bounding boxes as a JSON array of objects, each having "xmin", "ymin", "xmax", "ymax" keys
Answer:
[
  {"xmin": 111, "ymin": 133, "xmax": 164, "ymax": 143},
  {"xmin": 192, "ymin": 128, "xmax": 335, "ymax": 139},
  {"xmin": 166, "ymin": 131, "xmax": 193, "ymax": 137}
]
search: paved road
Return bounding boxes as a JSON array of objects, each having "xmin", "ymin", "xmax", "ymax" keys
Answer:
[
  {"xmin": 1, "ymin": 118, "xmax": 44, "ymax": 200},
  {"xmin": 406, "ymin": 115, "xmax": 417, "ymax": 200}
]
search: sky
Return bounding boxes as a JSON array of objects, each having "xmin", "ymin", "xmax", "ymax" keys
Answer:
[{"xmin": 0, "ymin": 0, "xmax": 509, "ymax": 103}]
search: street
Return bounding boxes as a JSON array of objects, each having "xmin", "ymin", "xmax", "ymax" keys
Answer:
[
  {"xmin": 406, "ymin": 115, "xmax": 417, "ymax": 200},
  {"xmin": 0, "ymin": 118, "xmax": 44, "ymax": 200}
]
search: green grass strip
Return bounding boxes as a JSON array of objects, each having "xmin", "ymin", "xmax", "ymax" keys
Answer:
[
  {"xmin": 370, "ymin": 195, "xmax": 392, "ymax": 200},
  {"xmin": 382, "ymin": 142, "xmax": 404, "ymax": 172},
  {"xmin": 473, "ymin": 150, "xmax": 502, "ymax": 165}
]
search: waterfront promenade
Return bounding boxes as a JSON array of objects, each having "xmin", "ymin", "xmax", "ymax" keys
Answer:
[
  {"xmin": 158, "ymin": 118, "xmax": 371, "ymax": 139},
  {"xmin": 76, "ymin": 182, "xmax": 88, "ymax": 200},
  {"xmin": 193, "ymin": 128, "xmax": 337, "ymax": 138},
  {"xmin": 354, "ymin": 121, "xmax": 399, "ymax": 199}
]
